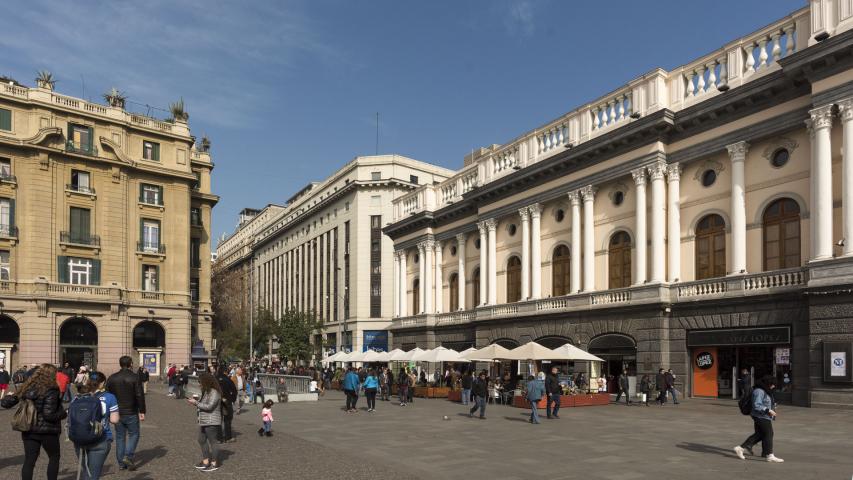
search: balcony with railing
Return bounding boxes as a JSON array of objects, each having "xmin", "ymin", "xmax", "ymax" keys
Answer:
[
  {"xmin": 60, "ymin": 231, "xmax": 100, "ymax": 247},
  {"xmin": 65, "ymin": 183, "xmax": 96, "ymax": 195},
  {"xmin": 137, "ymin": 241, "xmax": 166, "ymax": 255},
  {"xmin": 0, "ymin": 172, "xmax": 17, "ymax": 184},
  {"xmin": 0, "ymin": 225, "xmax": 18, "ymax": 239},
  {"xmin": 65, "ymin": 141, "xmax": 98, "ymax": 157}
]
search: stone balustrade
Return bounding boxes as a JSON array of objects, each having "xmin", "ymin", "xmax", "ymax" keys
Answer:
[{"xmin": 0, "ymin": 280, "xmax": 192, "ymax": 305}]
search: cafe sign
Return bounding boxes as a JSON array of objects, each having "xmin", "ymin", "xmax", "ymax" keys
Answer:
[
  {"xmin": 687, "ymin": 326, "xmax": 790, "ymax": 347},
  {"xmin": 695, "ymin": 351, "xmax": 714, "ymax": 370}
]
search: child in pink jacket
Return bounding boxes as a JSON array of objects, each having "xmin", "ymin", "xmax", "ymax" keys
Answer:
[{"xmin": 259, "ymin": 399, "xmax": 274, "ymax": 437}]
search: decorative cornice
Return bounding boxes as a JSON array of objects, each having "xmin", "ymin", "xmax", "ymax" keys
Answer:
[
  {"xmin": 98, "ymin": 136, "xmax": 136, "ymax": 166},
  {"xmin": 809, "ymin": 104, "xmax": 834, "ymax": 130},
  {"xmin": 726, "ymin": 140, "xmax": 749, "ymax": 161}
]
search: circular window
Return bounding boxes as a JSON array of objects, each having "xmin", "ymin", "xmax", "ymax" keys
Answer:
[
  {"xmin": 613, "ymin": 191, "xmax": 624, "ymax": 206},
  {"xmin": 475, "ymin": 238, "xmax": 481, "ymax": 249},
  {"xmin": 771, "ymin": 148, "xmax": 789, "ymax": 168},
  {"xmin": 701, "ymin": 169, "xmax": 717, "ymax": 187},
  {"xmin": 555, "ymin": 209, "xmax": 565, "ymax": 222},
  {"xmin": 413, "ymin": 254, "xmax": 419, "ymax": 264},
  {"xmin": 508, "ymin": 224, "xmax": 517, "ymax": 236},
  {"xmin": 450, "ymin": 245, "xmax": 457, "ymax": 256}
]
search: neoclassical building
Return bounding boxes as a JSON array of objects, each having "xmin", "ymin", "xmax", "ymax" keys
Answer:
[
  {"xmin": 385, "ymin": 3, "xmax": 853, "ymax": 407},
  {"xmin": 0, "ymin": 77, "xmax": 218, "ymax": 376}
]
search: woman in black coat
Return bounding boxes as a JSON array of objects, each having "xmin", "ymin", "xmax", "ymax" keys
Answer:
[{"xmin": 1, "ymin": 363, "xmax": 66, "ymax": 480}]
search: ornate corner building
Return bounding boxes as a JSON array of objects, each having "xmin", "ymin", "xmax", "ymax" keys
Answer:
[
  {"xmin": 384, "ymin": 3, "xmax": 853, "ymax": 407},
  {"xmin": 0, "ymin": 80, "xmax": 218, "ymax": 376}
]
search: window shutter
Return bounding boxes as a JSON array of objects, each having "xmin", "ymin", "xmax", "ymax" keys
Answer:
[
  {"xmin": 153, "ymin": 143, "xmax": 160, "ymax": 161},
  {"xmin": 158, "ymin": 186, "xmax": 164, "ymax": 205},
  {"xmin": 8, "ymin": 198, "xmax": 14, "ymax": 230},
  {"xmin": 91, "ymin": 259, "xmax": 101, "ymax": 285},
  {"xmin": 139, "ymin": 184, "xmax": 144, "ymax": 203},
  {"xmin": 0, "ymin": 109, "xmax": 11, "ymax": 131},
  {"xmin": 57, "ymin": 256, "xmax": 68, "ymax": 283},
  {"xmin": 86, "ymin": 127, "xmax": 94, "ymax": 152},
  {"xmin": 141, "ymin": 266, "xmax": 146, "ymax": 290},
  {"xmin": 154, "ymin": 266, "xmax": 159, "ymax": 290}
]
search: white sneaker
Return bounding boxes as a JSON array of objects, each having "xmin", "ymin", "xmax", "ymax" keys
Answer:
[
  {"xmin": 766, "ymin": 454, "xmax": 784, "ymax": 463},
  {"xmin": 733, "ymin": 446, "xmax": 745, "ymax": 460}
]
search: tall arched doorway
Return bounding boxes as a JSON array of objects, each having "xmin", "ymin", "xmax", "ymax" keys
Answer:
[
  {"xmin": 536, "ymin": 336, "xmax": 572, "ymax": 349},
  {"xmin": 552, "ymin": 245, "xmax": 571, "ymax": 296},
  {"xmin": 448, "ymin": 273, "xmax": 459, "ymax": 311},
  {"xmin": 695, "ymin": 214, "xmax": 726, "ymax": 279},
  {"xmin": 59, "ymin": 317, "xmax": 98, "ymax": 370},
  {"xmin": 133, "ymin": 321, "xmax": 166, "ymax": 377},
  {"xmin": 0, "ymin": 315, "xmax": 19, "ymax": 369},
  {"xmin": 608, "ymin": 231, "xmax": 632, "ymax": 289},
  {"xmin": 588, "ymin": 333, "xmax": 637, "ymax": 392},
  {"xmin": 506, "ymin": 256, "xmax": 522, "ymax": 302},
  {"xmin": 412, "ymin": 279, "xmax": 420, "ymax": 314},
  {"xmin": 763, "ymin": 198, "xmax": 801, "ymax": 270}
]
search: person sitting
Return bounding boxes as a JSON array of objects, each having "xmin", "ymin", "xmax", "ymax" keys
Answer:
[{"xmin": 276, "ymin": 378, "xmax": 288, "ymax": 403}]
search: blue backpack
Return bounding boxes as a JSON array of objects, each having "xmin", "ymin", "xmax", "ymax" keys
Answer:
[{"xmin": 67, "ymin": 394, "xmax": 104, "ymax": 446}]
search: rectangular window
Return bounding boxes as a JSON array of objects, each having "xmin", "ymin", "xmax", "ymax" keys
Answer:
[
  {"xmin": 142, "ymin": 265, "xmax": 159, "ymax": 291},
  {"xmin": 0, "ymin": 108, "xmax": 11, "ymax": 131},
  {"xmin": 142, "ymin": 140, "xmax": 160, "ymax": 161},
  {"xmin": 70, "ymin": 170, "xmax": 91, "ymax": 193},
  {"xmin": 191, "ymin": 238, "xmax": 201, "ymax": 268},
  {"xmin": 0, "ymin": 198, "xmax": 11, "ymax": 236},
  {"xmin": 141, "ymin": 219, "xmax": 160, "ymax": 252},
  {"xmin": 0, "ymin": 158, "xmax": 11, "ymax": 179},
  {"xmin": 139, "ymin": 184, "xmax": 163, "ymax": 205},
  {"xmin": 193, "ymin": 171, "xmax": 201, "ymax": 190},
  {"xmin": 409, "ymin": 175, "xmax": 418, "ymax": 184},
  {"xmin": 190, "ymin": 278, "xmax": 199, "ymax": 302},
  {"xmin": 68, "ymin": 124, "xmax": 94, "ymax": 154},
  {"xmin": 370, "ymin": 215, "xmax": 381, "ymax": 318},
  {"xmin": 69, "ymin": 207, "xmax": 91, "ymax": 243},
  {"xmin": 69, "ymin": 257, "xmax": 93, "ymax": 285},
  {"xmin": 190, "ymin": 207, "xmax": 202, "ymax": 226},
  {"xmin": 0, "ymin": 250, "xmax": 9, "ymax": 280},
  {"xmin": 371, "ymin": 171, "xmax": 381, "ymax": 181}
]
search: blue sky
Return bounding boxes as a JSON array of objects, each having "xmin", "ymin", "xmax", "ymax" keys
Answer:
[{"xmin": 1, "ymin": 0, "xmax": 805, "ymax": 242}]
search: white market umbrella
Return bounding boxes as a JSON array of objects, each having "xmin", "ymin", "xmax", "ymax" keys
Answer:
[
  {"xmin": 382, "ymin": 349, "xmax": 404, "ymax": 362},
  {"xmin": 398, "ymin": 347, "xmax": 424, "ymax": 361},
  {"xmin": 337, "ymin": 351, "xmax": 356, "ymax": 362},
  {"xmin": 550, "ymin": 344, "xmax": 604, "ymax": 362},
  {"xmin": 412, "ymin": 346, "xmax": 469, "ymax": 363},
  {"xmin": 388, "ymin": 348, "xmax": 413, "ymax": 361},
  {"xmin": 459, "ymin": 347, "xmax": 478, "ymax": 356},
  {"xmin": 373, "ymin": 350, "xmax": 393, "ymax": 362},
  {"xmin": 504, "ymin": 341, "xmax": 563, "ymax": 360},
  {"xmin": 347, "ymin": 350, "xmax": 367, "ymax": 362},
  {"xmin": 323, "ymin": 351, "xmax": 345, "ymax": 363},
  {"xmin": 359, "ymin": 350, "xmax": 384, "ymax": 363},
  {"xmin": 463, "ymin": 343, "xmax": 512, "ymax": 361}
]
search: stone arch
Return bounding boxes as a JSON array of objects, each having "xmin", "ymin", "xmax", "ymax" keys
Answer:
[
  {"xmin": 535, "ymin": 335, "xmax": 573, "ymax": 349},
  {"xmin": 752, "ymin": 192, "xmax": 808, "ymax": 225},
  {"xmin": 59, "ymin": 316, "xmax": 98, "ymax": 370},
  {"xmin": 132, "ymin": 320, "xmax": 166, "ymax": 349},
  {"xmin": 491, "ymin": 338, "xmax": 520, "ymax": 349},
  {"xmin": 600, "ymin": 225, "xmax": 635, "ymax": 251},
  {"xmin": 687, "ymin": 209, "xmax": 731, "ymax": 236},
  {"xmin": 0, "ymin": 314, "xmax": 20, "ymax": 344}
]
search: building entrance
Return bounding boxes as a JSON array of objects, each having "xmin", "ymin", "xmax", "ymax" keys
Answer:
[
  {"xmin": 588, "ymin": 334, "xmax": 637, "ymax": 393},
  {"xmin": 59, "ymin": 317, "xmax": 98, "ymax": 371}
]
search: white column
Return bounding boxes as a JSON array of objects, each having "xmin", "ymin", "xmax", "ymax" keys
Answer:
[
  {"xmin": 418, "ymin": 242, "xmax": 426, "ymax": 313},
  {"xmin": 648, "ymin": 161, "xmax": 667, "ymax": 282},
  {"xmin": 839, "ymin": 99, "xmax": 853, "ymax": 256},
  {"xmin": 399, "ymin": 250, "xmax": 408, "ymax": 317},
  {"xmin": 568, "ymin": 191, "xmax": 581, "ymax": 293},
  {"xmin": 393, "ymin": 252, "xmax": 400, "ymax": 317},
  {"xmin": 456, "ymin": 233, "xmax": 466, "ymax": 310},
  {"xmin": 726, "ymin": 141, "xmax": 749, "ymax": 273},
  {"xmin": 478, "ymin": 221, "xmax": 488, "ymax": 306},
  {"xmin": 810, "ymin": 105, "xmax": 835, "ymax": 260},
  {"xmin": 530, "ymin": 203, "xmax": 543, "ymax": 299},
  {"xmin": 666, "ymin": 163, "xmax": 682, "ymax": 282},
  {"xmin": 424, "ymin": 239, "xmax": 434, "ymax": 313},
  {"xmin": 519, "ymin": 207, "xmax": 531, "ymax": 300},
  {"xmin": 581, "ymin": 186, "xmax": 596, "ymax": 292},
  {"xmin": 631, "ymin": 168, "xmax": 648, "ymax": 284},
  {"xmin": 434, "ymin": 240, "xmax": 443, "ymax": 313},
  {"xmin": 486, "ymin": 218, "xmax": 498, "ymax": 304}
]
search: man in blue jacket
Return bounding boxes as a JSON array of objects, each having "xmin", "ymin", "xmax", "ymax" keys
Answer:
[
  {"xmin": 342, "ymin": 367, "xmax": 360, "ymax": 413},
  {"xmin": 527, "ymin": 372, "xmax": 546, "ymax": 424}
]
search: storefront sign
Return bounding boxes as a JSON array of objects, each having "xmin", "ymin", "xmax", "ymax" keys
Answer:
[
  {"xmin": 687, "ymin": 326, "xmax": 790, "ymax": 347},
  {"xmin": 775, "ymin": 347, "xmax": 790, "ymax": 365},
  {"xmin": 831, "ymin": 352, "xmax": 846, "ymax": 377},
  {"xmin": 143, "ymin": 353, "xmax": 157, "ymax": 374},
  {"xmin": 695, "ymin": 351, "xmax": 714, "ymax": 369},
  {"xmin": 362, "ymin": 331, "xmax": 388, "ymax": 352},
  {"xmin": 823, "ymin": 342, "xmax": 853, "ymax": 383}
]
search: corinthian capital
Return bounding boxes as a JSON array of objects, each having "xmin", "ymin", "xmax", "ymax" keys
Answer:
[
  {"xmin": 528, "ymin": 203, "xmax": 542, "ymax": 219},
  {"xmin": 647, "ymin": 161, "xmax": 667, "ymax": 180},
  {"xmin": 837, "ymin": 98, "xmax": 853, "ymax": 123},
  {"xmin": 666, "ymin": 163, "xmax": 682, "ymax": 182},
  {"xmin": 809, "ymin": 104, "xmax": 834, "ymax": 131},
  {"xmin": 631, "ymin": 167, "xmax": 647, "ymax": 186},
  {"xmin": 568, "ymin": 190, "xmax": 581, "ymax": 205},
  {"xmin": 579, "ymin": 185, "xmax": 596, "ymax": 201},
  {"xmin": 518, "ymin": 207, "xmax": 530, "ymax": 222},
  {"xmin": 726, "ymin": 141, "xmax": 749, "ymax": 161},
  {"xmin": 477, "ymin": 220, "xmax": 488, "ymax": 234},
  {"xmin": 484, "ymin": 218, "xmax": 497, "ymax": 232},
  {"xmin": 455, "ymin": 233, "xmax": 467, "ymax": 245}
]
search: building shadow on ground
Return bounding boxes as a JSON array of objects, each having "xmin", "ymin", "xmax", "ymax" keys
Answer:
[{"xmin": 133, "ymin": 445, "xmax": 168, "ymax": 468}]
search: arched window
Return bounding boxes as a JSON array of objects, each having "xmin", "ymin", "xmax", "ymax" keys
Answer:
[
  {"xmin": 506, "ymin": 256, "xmax": 522, "ymax": 302},
  {"xmin": 695, "ymin": 214, "xmax": 726, "ymax": 279},
  {"xmin": 608, "ymin": 231, "xmax": 632, "ymax": 289},
  {"xmin": 471, "ymin": 268, "xmax": 480, "ymax": 307},
  {"xmin": 552, "ymin": 245, "xmax": 571, "ymax": 296},
  {"xmin": 412, "ymin": 279, "xmax": 420, "ymax": 314},
  {"xmin": 448, "ymin": 273, "xmax": 459, "ymax": 311},
  {"xmin": 763, "ymin": 198, "xmax": 801, "ymax": 270}
]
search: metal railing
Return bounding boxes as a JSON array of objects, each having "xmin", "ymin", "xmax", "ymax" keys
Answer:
[
  {"xmin": 257, "ymin": 374, "xmax": 312, "ymax": 395},
  {"xmin": 66, "ymin": 183, "xmax": 95, "ymax": 195},
  {"xmin": 65, "ymin": 141, "xmax": 98, "ymax": 157},
  {"xmin": 137, "ymin": 241, "xmax": 166, "ymax": 254},
  {"xmin": 0, "ymin": 173, "xmax": 17, "ymax": 183},
  {"xmin": 60, "ymin": 231, "xmax": 101, "ymax": 246},
  {"xmin": 0, "ymin": 225, "xmax": 17, "ymax": 238}
]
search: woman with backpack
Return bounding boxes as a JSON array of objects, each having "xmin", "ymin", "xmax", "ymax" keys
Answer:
[
  {"xmin": 734, "ymin": 375, "xmax": 784, "ymax": 463},
  {"xmin": 70, "ymin": 371, "xmax": 119, "ymax": 480},
  {"xmin": 188, "ymin": 372, "xmax": 222, "ymax": 472},
  {"xmin": 0, "ymin": 363, "xmax": 66, "ymax": 480}
]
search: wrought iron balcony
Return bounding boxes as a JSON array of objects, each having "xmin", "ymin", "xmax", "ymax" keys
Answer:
[
  {"xmin": 0, "ymin": 224, "xmax": 18, "ymax": 238},
  {"xmin": 137, "ymin": 241, "xmax": 166, "ymax": 255},
  {"xmin": 60, "ymin": 231, "xmax": 100, "ymax": 246},
  {"xmin": 65, "ymin": 141, "xmax": 98, "ymax": 157},
  {"xmin": 65, "ymin": 183, "xmax": 96, "ymax": 195},
  {"xmin": 0, "ymin": 172, "xmax": 16, "ymax": 184}
]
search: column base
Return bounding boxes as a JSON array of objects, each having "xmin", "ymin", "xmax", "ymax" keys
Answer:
[
  {"xmin": 810, "ymin": 255, "xmax": 835, "ymax": 263},
  {"xmin": 727, "ymin": 270, "xmax": 748, "ymax": 276}
]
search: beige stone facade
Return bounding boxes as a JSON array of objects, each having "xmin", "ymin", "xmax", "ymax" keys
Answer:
[
  {"xmin": 0, "ymin": 79, "xmax": 217, "ymax": 376},
  {"xmin": 385, "ymin": 5, "xmax": 853, "ymax": 407}
]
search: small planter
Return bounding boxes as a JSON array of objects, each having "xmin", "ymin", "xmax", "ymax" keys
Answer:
[
  {"xmin": 512, "ymin": 396, "xmax": 547, "ymax": 408},
  {"xmin": 447, "ymin": 390, "xmax": 462, "ymax": 402},
  {"xmin": 573, "ymin": 393, "xmax": 610, "ymax": 407},
  {"xmin": 510, "ymin": 393, "xmax": 609, "ymax": 408}
]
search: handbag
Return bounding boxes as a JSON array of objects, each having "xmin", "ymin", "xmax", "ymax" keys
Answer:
[{"xmin": 11, "ymin": 397, "xmax": 37, "ymax": 432}]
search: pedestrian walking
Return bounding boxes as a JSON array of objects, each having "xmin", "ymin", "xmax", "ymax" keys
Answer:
[
  {"xmin": 106, "ymin": 355, "xmax": 146, "ymax": 472},
  {"xmin": 0, "ymin": 364, "xmax": 9, "ymax": 400},
  {"xmin": 232, "ymin": 367, "xmax": 245, "ymax": 414},
  {"xmin": 74, "ymin": 366, "xmax": 89, "ymax": 396},
  {"xmin": 665, "ymin": 368, "xmax": 679, "ymax": 404},
  {"xmin": 527, "ymin": 373, "xmax": 546, "ymax": 424},
  {"xmin": 734, "ymin": 375, "xmax": 784, "ymax": 463},
  {"xmin": 189, "ymin": 372, "xmax": 222, "ymax": 472},
  {"xmin": 460, "ymin": 370, "xmax": 473, "ymax": 406},
  {"xmin": 1, "ymin": 364, "xmax": 66, "ymax": 480},
  {"xmin": 737, "ymin": 368, "xmax": 752, "ymax": 399},
  {"xmin": 364, "ymin": 368, "xmax": 379, "ymax": 412},
  {"xmin": 639, "ymin": 374, "xmax": 651, "ymax": 406},
  {"xmin": 614, "ymin": 370, "xmax": 632, "ymax": 405},
  {"xmin": 12, "ymin": 364, "xmax": 27, "ymax": 393},
  {"xmin": 407, "ymin": 368, "xmax": 417, "ymax": 404},
  {"xmin": 137, "ymin": 366, "xmax": 150, "ymax": 394},
  {"xmin": 468, "ymin": 370, "xmax": 488, "ymax": 419},
  {"xmin": 258, "ymin": 399, "xmax": 274, "ymax": 437},
  {"xmin": 545, "ymin": 367, "xmax": 562, "ymax": 419},
  {"xmin": 177, "ymin": 365, "xmax": 190, "ymax": 400},
  {"xmin": 397, "ymin": 368, "xmax": 410, "ymax": 407},
  {"xmin": 655, "ymin": 368, "xmax": 666, "ymax": 405},
  {"xmin": 343, "ymin": 367, "xmax": 360, "ymax": 412},
  {"xmin": 216, "ymin": 367, "xmax": 237, "ymax": 443},
  {"xmin": 167, "ymin": 364, "xmax": 177, "ymax": 397},
  {"xmin": 56, "ymin": 368, "xmax": 71, "ymax": 403},
  {"xmin": 69, "ymin": 371, "xmax": 119, "ymax": 480}
]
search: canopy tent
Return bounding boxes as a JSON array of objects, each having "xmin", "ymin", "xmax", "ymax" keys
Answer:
[
  {"xmin": 394, "ymin": 347, "xmax": 424, "ymax": 361},
  {"xmin": 550, "ymin": 344, "xmax": 605, "ymax": 362},
  {"xmin": 358, "ymin": 350, "xmax": 385, "ymax": 363},
  {"xmin": 504, "ymin": 341, "xmax": 565, "ymax": 360},
  {"xmin": 374, "ymin": 349, "xmax": 399, "ymax": 362},
  {"xmin": 459, "ymin": 347, "xmax": 478, "ymax": 357},
  {"xmin": 322, "ymin": 351, "xmax": 346, "ymax": 363},
  {"xmin": 462, "ymin": 343, "xmax": 512, "ymax": 361},
  {"xmin": 411, "ymin": 346, "xmax": 470, "ymax": 363}
]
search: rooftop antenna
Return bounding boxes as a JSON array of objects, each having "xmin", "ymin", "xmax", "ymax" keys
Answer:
[{"xmin": 375, "ymin": 112, "xmax": 379, "ymax": 155}]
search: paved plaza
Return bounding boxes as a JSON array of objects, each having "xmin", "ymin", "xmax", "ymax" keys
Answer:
[{"xmin": 0, "ymin": 387, "xmax": 851, "ymax": 479}]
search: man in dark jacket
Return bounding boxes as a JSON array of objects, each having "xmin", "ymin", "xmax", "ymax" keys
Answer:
[
  {"xmin": 106, "ymin": 355, "xmax": 146, "ymax": 471},
  {"xmin": 468, "ymin": 371, "xmax": 488, "ymax": 419},
  {"xmin": 655, "ymin": 368, "xmax": 666, "ymax": 405},
  {"xmin": 177, "ymin": 365, "xmax": 190, "ymax": 399},
  {"xmin": 545, "ymin": 367, "xmax": 562, "ymax": 419},
  {"xmin": 460, "ymin": 371, "xmax": 473, "ymax": 406},
  {"xmin": 216, "ymin": 366, "xmax": 238, "ymax": 443},
  {"xmin": 614, "ymin": 370, "xmax": 632, "ymax": 405},
  {"xmin": 665, "ymin": 368, "xmax": 679, "ymax": 404}
]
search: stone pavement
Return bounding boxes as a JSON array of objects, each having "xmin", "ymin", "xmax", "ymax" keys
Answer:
[{"xmin": 0, "ymin": 387, "xmax": 851, "ymax": 480}]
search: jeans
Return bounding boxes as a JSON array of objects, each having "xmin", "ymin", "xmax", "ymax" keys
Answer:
[
  {"xmin": 262, "ymin": 421, "xmax": 271, "ymax": 434},
  {"xmin": 462, "ymin": 388, "xmax": 471, "ymax": 406},
  {"xmin": 198, "ymin": 426, "xmax": 220, "ymax": 463},
  {"xmin": 176, "ymin": 383, "xmax": 185, "ymax": 399},
  {"xmin": 344, "ymin": 389, "xmax": 358, "ymax": 410},
  {"xmin": 75, "ymin": 437, "xmax": 112, "ymax": 480},
  {"xmin": 530, "ymin": 399, "xmax": 541, "ymax": 423},
  {"xmin": 365, "ymin": 388, "xmax": 377, "ymax": 409},
  {"xmin": 547, "ymin": 393, "xmax": 561, "ymax": 417},
  {"xmin": 469, "ymin": 395, "xmax": 486, "ymax": 418},
  {"xmin": 668, "ymin": 387, "xmax": 679, "ymax": 404},
  {"xmin": 219, "ymin": 401, "xmax": 234, "ymax": 441},
  {"xmin": 22, "ymin": 432, "xmax": 60, "ymax": 480},
  {"xmin": 398, "ymin": 385, "xmax": 408, "ymax": 403},
  {"xmin": 114, "ymin": 414, "xmax": 140, "ymax": 467},
  {"xmin": 168, "ymin": 383, "xmax": 176, "ymax": 395},
  {"xmin": 741, "ymin": 417, "xmax": 774, "ymax": 456},
  {"xmin": 62, "ymin": 388, "xmax": 72, "ymax": 402}
]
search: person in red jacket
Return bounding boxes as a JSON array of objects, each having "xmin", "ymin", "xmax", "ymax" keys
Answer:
[
  {"xmin": 55, "ymin": 369, "xmax": 71, "ymax": 402},
  {"xmin": 167, "ymin": 364, "xmax": 177, "ymax": 397}
]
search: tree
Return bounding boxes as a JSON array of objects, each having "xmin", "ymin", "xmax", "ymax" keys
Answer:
[
  {"xmin": 211, "ymin": 261, "xmax": 250, "ymax": 360},
  {"xmin": 276, "ymin": 308, "xmax": 325, "ymax": 364}
]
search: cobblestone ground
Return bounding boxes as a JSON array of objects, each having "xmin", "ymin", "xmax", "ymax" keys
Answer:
[{"xmin": 0, "ymin": 386, "xmax": 851, "ymax": 479}]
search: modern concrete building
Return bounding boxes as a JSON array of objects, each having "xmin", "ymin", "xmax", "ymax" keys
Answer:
[
  {"xmin": 384, "ymin": 4, "xmax": 853, "ymax": 407},
  {"xmin": 216, "ymin": 155, "xmax": 452, "ymax": 357},
  {"xmin": 0, "ymin": 76, "xmax": 218, "ymax": 376}
]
